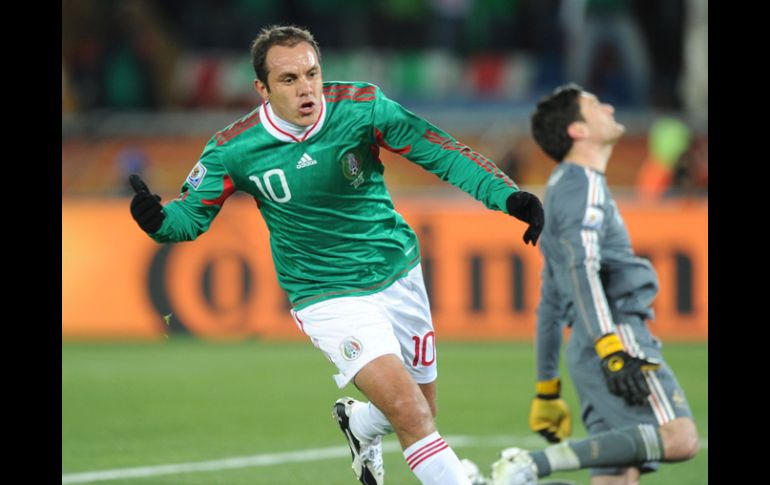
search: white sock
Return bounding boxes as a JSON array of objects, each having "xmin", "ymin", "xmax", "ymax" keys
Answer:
[
  {"xmin": 349, "ymin": 401, "xmax": 393, "ymax": 443},
  {"xmin": 403, "ymin": 431, "xmax": 471, "ymax": 485}
]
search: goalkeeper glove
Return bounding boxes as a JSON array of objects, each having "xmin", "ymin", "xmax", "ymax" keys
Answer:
[
  {"xmin": 506, "ymin": 191, "xmax": 544, "ymax": 246},
  {"xmin": 129, "ymin": 174, "xmax": 165, "ymax": 234},
  {"xmin": 595, "ymin": 333, "xmax": 661, "ymax": 406},
  {"xmin": 528, "ymin": 377, "xmax": 572, "ymax": 443}
]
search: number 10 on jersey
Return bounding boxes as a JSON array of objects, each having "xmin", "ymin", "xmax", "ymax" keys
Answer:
[{"xmin": 250, "ymin": 169, "xmax": 292, "ymax": 203}]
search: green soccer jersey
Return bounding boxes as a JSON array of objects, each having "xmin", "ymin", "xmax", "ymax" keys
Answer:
[{"xmin": 151, "ymin": 82, "xmax": 519, "ymax": 309}]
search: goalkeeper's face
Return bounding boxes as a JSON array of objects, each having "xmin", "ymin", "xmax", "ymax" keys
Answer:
[
  {"xmin": 576, "ymin": 92, "xmax": 625, "ymax": 146},
  {"xmin": 254, "ymin": 42, "xmax": 324, "ymax": 127}
]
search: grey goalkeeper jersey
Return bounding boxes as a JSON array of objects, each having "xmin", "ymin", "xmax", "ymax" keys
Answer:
[{"xmin": 535, "ymin": 162, "xmax": 659, "ymax": 380}]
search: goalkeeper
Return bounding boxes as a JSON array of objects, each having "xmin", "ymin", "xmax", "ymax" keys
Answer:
[{"xmin": 486, "ymin": 85, "xmax": 699, "ymax": 485}]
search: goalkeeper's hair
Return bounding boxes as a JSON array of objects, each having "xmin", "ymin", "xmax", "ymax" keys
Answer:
[
  {"xmin": 250, "ymin": 25, "xmax": 321, "ymax": 91},
  {"xmin": 530, "ymin": 83, "xmax": 585, "ymax": 163}
]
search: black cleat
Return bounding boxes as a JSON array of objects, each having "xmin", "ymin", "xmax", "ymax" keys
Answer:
[{"xmin": 332, "ymin": 397, "xmax": 384, "ymax": 485}]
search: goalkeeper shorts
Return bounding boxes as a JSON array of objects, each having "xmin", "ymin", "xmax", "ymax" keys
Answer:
[{"xmin": 566, "ymin": 314, "xmax": 693, "ymax": 476}]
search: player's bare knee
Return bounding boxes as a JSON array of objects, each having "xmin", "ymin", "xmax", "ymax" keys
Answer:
[
  {"xmin": 590, "ymin": 473, "xmax": 632, "ymax": 485},
  {"xmin": 674, "ymin": 430, "xmax": 699, "ymax": 461},
  {"xmin": 388, "ymin": 394, "xmax": 433, "ymax": 433},
  {"xmin": 661, "ymin": 418, "xmax": 699, "ymax": 461}
]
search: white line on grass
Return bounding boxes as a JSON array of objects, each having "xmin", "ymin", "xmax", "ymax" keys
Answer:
[{"xmin": 61, "ymin": 435, "xmax": 708, "ymax": 484}]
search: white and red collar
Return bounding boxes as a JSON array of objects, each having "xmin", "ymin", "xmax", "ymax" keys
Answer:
[{"xmin": 259, "ymin": 95, "xmax": 326, "ymax": 143}]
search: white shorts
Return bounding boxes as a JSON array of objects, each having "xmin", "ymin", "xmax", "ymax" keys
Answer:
[{"xmin": 290, "ymin": 264, "xmax": 438, "ymax": 389}]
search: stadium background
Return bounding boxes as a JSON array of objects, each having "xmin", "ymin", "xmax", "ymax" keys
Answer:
[{"xmin": 62, "ymin": 1, "xmax": 708, "ymax": 483}]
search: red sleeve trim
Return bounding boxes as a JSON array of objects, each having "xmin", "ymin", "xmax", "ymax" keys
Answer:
[
  {"xmin": 422, "ymin": 129, "xmax": 514, "ymax": 187},
  {"xmin": 374, "ymin": 127, "xmax": 412, "ymax": 155},
  {"xmin": 215, "ymin": 111, "xmax": 261, "ymax": 146},
  {"xmin": 325, "ymin": 85, "xmax": 376, "ymax": 103},
  {"xmin": 202, "ymin": 175, "xmax": 236, "ymax": 207}
]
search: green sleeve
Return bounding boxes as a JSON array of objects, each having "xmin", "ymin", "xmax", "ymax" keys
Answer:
[
  {"xmin": 150, "ymin": 140, "xmax": 236, "ymax": 243},
  {"xmin": 371, "ymin": 87, "xmax": 519, "ymax": 212}
]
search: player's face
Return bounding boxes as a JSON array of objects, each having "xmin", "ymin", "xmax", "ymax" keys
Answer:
[
  {"xmin": 577, "ymin": 93, "xmax": 625, "ymax": 145},
  {"xmin": 254, "ymin": 42, "xmax": 323, "ymax": 126}
]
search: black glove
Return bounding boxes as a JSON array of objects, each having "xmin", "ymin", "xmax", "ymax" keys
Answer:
[
  {"xmin": 595, "ymin": 333, "xmax": 661, "ymax": 406},
  {"xmin": 129, "ymin": 174, "xmax": 165, "ymax": 234},
  {"xmin": 506, "ymin": 191, "xmax": 544, "ymax": 246}
]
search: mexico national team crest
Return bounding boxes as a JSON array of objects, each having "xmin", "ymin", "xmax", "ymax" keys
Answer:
[
  {"xmin": 340, "ymin": 337, "xmax": 363, "ymax": 361},
  {"xmin": 186, "ymin": 162, "xmax": 207, "ymax": 190},
  {"xmin": 341, "ymin": 151, "xmax": 365, "ymax": 188}
]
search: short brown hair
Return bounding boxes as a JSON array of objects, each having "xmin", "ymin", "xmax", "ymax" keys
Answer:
[
  {"xmin": 250, "ymin": 25, "xmax": 321, "ymax": 91},
  {"xmin": 530, "ymin": 83, "xmax": 585, "ymax": 162}
]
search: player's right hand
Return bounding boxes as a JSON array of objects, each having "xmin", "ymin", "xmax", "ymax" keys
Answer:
[
  {"xmin": 528, "ymin": 377, "xmax": 572, "ymax": 443},
  {"xmin": 595, "ymin": 333, "xmax": 661, "ymax": 406},
  {"xmin": 505, "ymin": 191, "xmax": 544, "ymax": 246},
  {"xmin": 129, "ymin": 174, "xmax": 165, "ymax": 234}
]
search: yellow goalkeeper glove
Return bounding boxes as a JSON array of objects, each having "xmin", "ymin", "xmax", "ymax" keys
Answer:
[
  {"xmin": 595, "ymin": 333, "xmax": 661, "ymax": 406},
  {"xmin": 528, "ymin": 377, "xmax": 572, "ymax": 443}
]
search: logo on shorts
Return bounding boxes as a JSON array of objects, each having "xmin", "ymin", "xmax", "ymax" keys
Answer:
[{"xmin": 340, "ymin": 337, "xmax": 363, "ymax": 361}]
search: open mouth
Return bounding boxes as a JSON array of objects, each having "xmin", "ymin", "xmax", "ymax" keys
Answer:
[{"xmin": 299, "ymin": 101, "xmax": 315, "ymax": 115}]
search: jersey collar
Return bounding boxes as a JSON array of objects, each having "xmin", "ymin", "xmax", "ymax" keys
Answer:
[{"xmin": 260, "ymin": 95, "xmax": 326, "ymax": 143}]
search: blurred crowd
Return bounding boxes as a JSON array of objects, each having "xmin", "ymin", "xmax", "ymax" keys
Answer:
[
  {"xmin": 62, "ymin": 0, "xmax": 706, "ymax": 198},
  {"xmin": 62, "ymin": 0, "xmax": 707, "ymax": 116}
]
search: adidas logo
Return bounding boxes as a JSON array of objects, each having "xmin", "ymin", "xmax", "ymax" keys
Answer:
[{"xmin": 296, "ymin": 153, "xmax": 317, "ymax": 169}]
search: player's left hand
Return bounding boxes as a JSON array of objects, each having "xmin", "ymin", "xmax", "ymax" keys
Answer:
[
  {"xmin": 595, "ymin": 333, "xmax": 662, "ymax": 406},
  {"xmin": 600, "ymin": 351, "xmax": 661, "ymax": 406},
  {"xmin": 506, "ymin": 191, "xmax": 544, "ymax": 246}
]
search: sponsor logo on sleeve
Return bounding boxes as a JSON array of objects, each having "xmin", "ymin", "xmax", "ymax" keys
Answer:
[
  {"xmin": 672, "ymin": 389, "xmax": 689, "ymax": 409},
  {"xmin": 186, "ymin": 162, "xmax": 208, "ymax": 190},
  {"xmin": 582, "ymin": 206, "xmax": 604, "ymax": 229}
]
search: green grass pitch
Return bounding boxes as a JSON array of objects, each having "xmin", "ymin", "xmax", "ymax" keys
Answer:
[{"xmin": 62, "ymin": 338, "xmax": 707, "ymax": 484}]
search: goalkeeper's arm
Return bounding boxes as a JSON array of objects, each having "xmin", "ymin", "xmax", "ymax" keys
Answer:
[{"xmin": 531, "ymin": 276, "xmax": 572, "ymax": 443}]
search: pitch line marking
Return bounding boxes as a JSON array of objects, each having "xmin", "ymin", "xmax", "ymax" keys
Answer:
[{"xmin": 62, "ymin": 434, "xmax": 708, "ymax": 484}]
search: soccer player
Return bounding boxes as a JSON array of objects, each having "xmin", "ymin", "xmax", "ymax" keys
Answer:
[
  {"xmin": 485, "ymin": 84, "xmax": 699, "ymax": 484},
  {"xmin": 128, "ymin": 25, "xmax": 544, "ymax": 485}
]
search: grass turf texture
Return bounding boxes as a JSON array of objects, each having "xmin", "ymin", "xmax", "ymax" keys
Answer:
[{"xmin": 63, "ymin": 339, "xmax": 707, "ymax": 484}]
